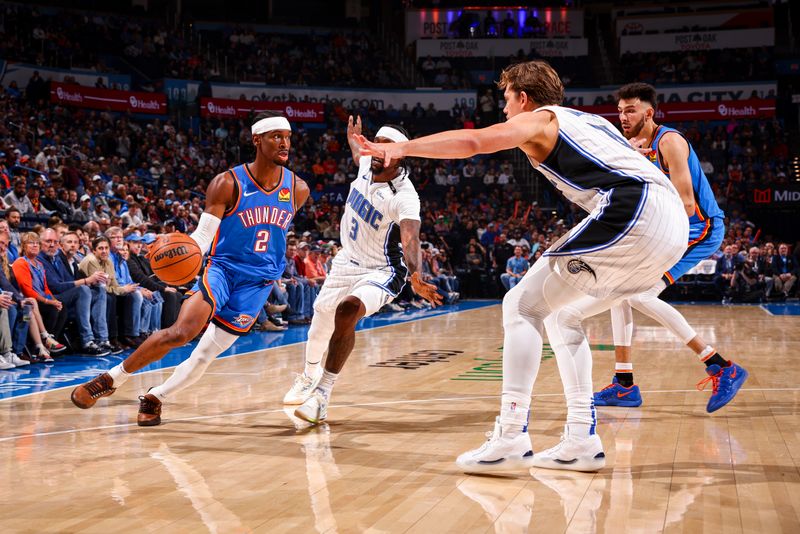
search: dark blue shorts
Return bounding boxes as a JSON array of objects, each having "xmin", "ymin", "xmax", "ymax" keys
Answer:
[
  {"xmin": 191, "ymin": 260, "xmax": 274, "ymax": 335},
  {"xmin": 663, "ymin": 217, "xmax": 725, "ymax": 285}
]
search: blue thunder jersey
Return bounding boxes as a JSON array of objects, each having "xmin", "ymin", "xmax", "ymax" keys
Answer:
[
  {"xmin": 209, "ymin": 163, "xmax": 296, "ymax": 281},
  {"xmin": 650, "ymin": 125, "xmax": 724, "ymax": 230}
]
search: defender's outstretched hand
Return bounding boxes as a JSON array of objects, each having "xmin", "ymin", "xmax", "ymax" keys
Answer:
[
  {"xmin": 409, "ymin": 272, "xmax": 443, "ymax": 307},
  {"xmin": 354, "ymin": 134, "xmax": 406, "ymax": 167}
]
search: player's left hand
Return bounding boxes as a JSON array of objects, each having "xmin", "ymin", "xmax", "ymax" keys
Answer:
[
  {"xmin": 409, "ymin": 272, "xmax": 443, "ymax": 307},
  {"xmin": 354, "ymin": 134, "xmax": 406, "ymax": 167}
]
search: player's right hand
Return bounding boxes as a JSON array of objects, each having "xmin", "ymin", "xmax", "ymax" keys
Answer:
[{"xmin": 409, "ymin": 272, "xmax": 443, "ymax": 307}]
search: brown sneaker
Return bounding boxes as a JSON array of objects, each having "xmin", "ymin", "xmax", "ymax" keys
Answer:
[
  {"xmin": 71, "ymin": 373, "xmax": 116, "ymax": 409},
  {"xmin": 137, "ymin": 393, "xmax": 162, "ymax": 426}
]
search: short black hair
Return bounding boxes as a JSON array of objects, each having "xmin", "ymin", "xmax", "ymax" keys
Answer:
[
  {"xmin": 91, "ymin": 235, "xmax": 110, "ymax": 250},
  {"xmin": 252, "ymin": 110, "xmax": 285, "ymax": 124},
  {"xmin": 617, "ymin": 82, "xmax": 658, "ymax": 109}
]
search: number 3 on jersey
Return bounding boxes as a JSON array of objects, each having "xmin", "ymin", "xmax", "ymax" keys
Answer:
[
  {"xmin": 349, "ymin": 217, "xmax": 359, "ymax": 241},
  {"xmin": 254, "ymin": 229, "xmax": 271, "ymax": 252}
]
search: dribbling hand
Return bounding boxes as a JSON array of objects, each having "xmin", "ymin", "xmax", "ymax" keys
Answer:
[{"xmin": 409, "ymin": 272, "xmax": 443, "ymax": 307}]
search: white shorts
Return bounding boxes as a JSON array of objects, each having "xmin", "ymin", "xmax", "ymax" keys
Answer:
[
  {"xmin": 314, "ymin": 266, "xmax": 401, "ymax": 317},
  {"xmin": 544, "ymin": 184, "xmax": 689, "ymax": 300}
]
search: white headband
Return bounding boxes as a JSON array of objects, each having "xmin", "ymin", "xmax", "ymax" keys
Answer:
[
  {"xmin": 375, "ymin": 126, "xmax": 409, "ymax": 143},
  {"xmin": 252, "ymin": 116, "xmax": 292, "ymax": 135}
]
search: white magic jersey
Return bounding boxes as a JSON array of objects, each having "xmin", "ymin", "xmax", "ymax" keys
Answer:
[
  {"xmin": 334, "ymin": 156, "xmax": 421, "ymax": 278},
  {"xmin": 529, "ymin": 105, "xmax": 689, "ymax": 299}
]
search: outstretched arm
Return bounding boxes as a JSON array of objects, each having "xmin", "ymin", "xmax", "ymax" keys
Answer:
[
  {"xmin": 400, "ymin": 218, "xmax": 442, "ymax": 306},
  {"xmin": 356, "ymin": 111, "xmax": 544, "ymax": 166}
]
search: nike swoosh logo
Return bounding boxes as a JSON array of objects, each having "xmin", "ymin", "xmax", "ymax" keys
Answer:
[
  {"xmin": 244, "ymin": 190, "xmax": 259, "ymax": 197},
  {"xmin": 617, "ymin": 390, "xmax": 634, "ymax": 398},
  {"xmin": 730, "ymin": 368, "xmax": 737, "ymax": 378}
]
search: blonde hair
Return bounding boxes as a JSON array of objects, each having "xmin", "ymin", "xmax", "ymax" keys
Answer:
[{"xmin": 497, "ymin": 60, "xmax": 564, "ymax": 106}]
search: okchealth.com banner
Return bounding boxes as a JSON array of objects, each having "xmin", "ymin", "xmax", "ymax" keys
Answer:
[
  {"xmin": 50, "ymin": 82, "xmax": 167, "ymax": 114},
  {"xmin": 579, "ymin": 99, "xmax": 775, "ymax": 122},
  {"xmin": 199, "ymin": 98, "xmax": 325, "ymax": 122}
]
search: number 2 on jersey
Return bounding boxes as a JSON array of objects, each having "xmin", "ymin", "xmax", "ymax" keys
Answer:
[
  {"xmin": 349, "ymin": 217, "xmax": 359, "ymax": 241},
  {"xmin": 254, "ymin": 229, "xmax": 271, "ymax": 252}
]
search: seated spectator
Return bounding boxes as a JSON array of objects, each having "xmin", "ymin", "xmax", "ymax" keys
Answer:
[
  {"xmin": 126, "ymin": 233, "xmax": 181, "ymax": 329},
  {"xmin": 59, "ymin": 230, "xmax": 118, "ymax": 353},
  {"xmin": 714, "ymin": 245, "xmax": 739, "ymax": 303},
  {"xmin": 501, "ymin": 246, "xmax": 528, "ymax": 291},
  {"xmin": 4, "ymin": 178, "xmax": 34, "ymax": 214},
  {"xmin": 732, "ymin": 248, "xmax": 767, "ymax": 303},
  {"xmin": 283, "ymin": 242, "xmax": 313, "ymax": 325},
  {"xmin": 10, "ymin": 231, "xmax": 67, "ymax": 355},
  {"xmin": 771, "ymin": 243, "xmax": 797, "ymax": 300},
  {"xmin": 37, "ymin": 228, "xmax": 111, "ymax": 355},
  {"xmin": 119, "ymin": 240, "xmax": 160, "ymax": 335},
  {"xmin": 105, "ymin": 227, "xmax": 148, "ymax": 343},
  {"xmin": 304, "ymin": 244, "xmax": 327, "ymax": 290},
  {"xmin": 0, "ymin": 232, "xmax": 55, "ymax": 363},
  {"xmin": 79, "ymin": 235, "xmax": 139, "ymax": 350}
]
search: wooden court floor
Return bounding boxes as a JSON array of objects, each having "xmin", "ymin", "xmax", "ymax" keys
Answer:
[{"xmin": 1, "ymin": 303, "xmax": 798, "ymax": 533}]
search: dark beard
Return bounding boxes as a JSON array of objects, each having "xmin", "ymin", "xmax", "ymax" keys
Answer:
[{"xmin": 624, "ymin": 117, "xmax": 646, "ymax": 140}]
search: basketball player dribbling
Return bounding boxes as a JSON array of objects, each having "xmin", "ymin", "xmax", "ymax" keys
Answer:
[
  {"xmin": 71, "ymin": 111, "xmax": 310, "ymax": 426},
  {"xmin": 593, "ymin": 83, "xmax": 748, "ymax": 412},
  {"xmin": 283, "ymin": 116, "xmax": 442, "ymax": 424},
  {"xmin": 357, "ymin": 60, "xmax": 689, "ymax": 473}
]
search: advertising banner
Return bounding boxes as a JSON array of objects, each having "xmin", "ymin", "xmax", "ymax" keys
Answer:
[
  {"xmin": 199, "ymin": 97, "xmax": 325, "ymax": 122},
  {"xmin": 751, "ymin": 186, "xmax": 800, "ymax": 207},
  {"xmin": 563, "ymin": 82, "xmax": 776, "ymax": 107},
  {"xmin": 577, "ymin": 99, "xmax": 776, "ymax": 122},
  {"xmin": 416, "ymin": 38, "xmax": 588, "ymax": 58},
  {"xmin": 615, "ymin": 9, "xmax": 773, "ymax": 37},
  {"xmin": 49, "ymin": 82, "xmax": 167, "ymax": 114},
  {"xmin": 620, "ymin": 28, "xmax": 774, "ymax": 54}
]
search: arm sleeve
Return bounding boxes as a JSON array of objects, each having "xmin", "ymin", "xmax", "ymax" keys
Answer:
[{"xmin": 190, "ymin": 212, "xmax": 222, "ymax": 255}]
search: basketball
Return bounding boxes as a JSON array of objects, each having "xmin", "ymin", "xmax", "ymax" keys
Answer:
[{"xmin": 149, "ymin": 233, "xmax": 202, "ymax": 286}]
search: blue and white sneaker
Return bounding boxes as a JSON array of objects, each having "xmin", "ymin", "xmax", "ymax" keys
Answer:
[
  {"xmin": 531, "ymin": 426, "xmax": 606, "ymax": 472},
  {"xmin": 697, "ymin": 361, "xmax": 749, "ymax": 413},
  {"xmin": 593, "ymin": 377, "xmax": 642, "ymax": 407},
  {"xmin": 456, "ymin": 417, "xmax": 534, "ymax": 474}
]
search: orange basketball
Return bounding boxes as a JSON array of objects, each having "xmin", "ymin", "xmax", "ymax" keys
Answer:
[{"xmin": 149, "ymin": 233, "xmax": 202, "ymax": 286}]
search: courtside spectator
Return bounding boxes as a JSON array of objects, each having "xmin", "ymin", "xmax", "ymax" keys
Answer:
[
  {"xmin": 11, "ymin": 232, "xmax": 67, "ymax": 355},
  {"xmin": 37, "ymin": 228, "xmax": 110, "ymax": 355},
  {"xmin": 79, "ymin": 236, "xmax": 137, "ymax": 351}
]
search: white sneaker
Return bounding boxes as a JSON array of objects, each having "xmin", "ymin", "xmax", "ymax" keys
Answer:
[
  {"xmin": 294, "ymin": 390, "xmax": 328, "ymax": 425},
  {"xmin": 283, "ymin": 369, "xmax": 322, "ymax": 405},
  {"xmin": 0, "ymin": 353, "xmax": 14, "ymax": 370},
  {"xmin": 6, "ymin": 353, "xmax": 29, "ymax": 367},
  {"xmin": 455, "ymin": 417, "xmax": 535, "ymax": 474},
  {"xmin": 531, "ymin": 426, "xmax": 605, "ymax": 472}
]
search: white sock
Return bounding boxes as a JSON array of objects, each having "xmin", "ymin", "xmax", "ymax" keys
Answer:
[
  {"xmin": 615, "ymin": 362, "xmax": 633, "ymax": 372},
  {"xmin": 316, "ymin": 369, "xmax": 338, "ymax": 398},
  {"xmin": 500, "ymin": 392, "xmax": 530, "ymax": 437},
  {"xmin": 108, "ymin": 362, "xmax": 131, "ymax": 387}
]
